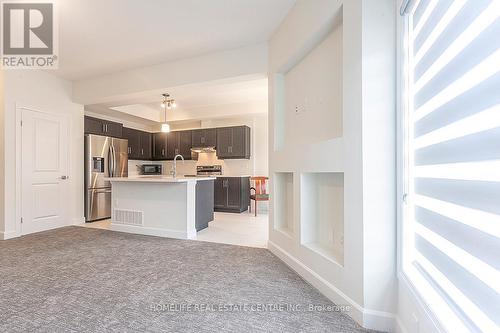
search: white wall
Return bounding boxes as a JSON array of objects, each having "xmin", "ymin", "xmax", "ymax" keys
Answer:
[
  {"xmin": 0, "ymin": 70, "xmax": 5, "ymax": 236},
  {"xmin": 1, "ymin": 70, "xmax": 84, "ymax": 238},
  {"xmin": 361, "ymin": 0, "xmax": 397, "ymax": 318},
  {"xmin": 268, "ymin": 1, "xmax": 397, "ymax": 331}
]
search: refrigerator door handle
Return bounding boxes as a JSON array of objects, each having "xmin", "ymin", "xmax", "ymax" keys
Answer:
[
  {"xmin": 111, "ymin": 143, "xmax": 116, "ymax": 177},
  {"xmin": 107, "ymin": 145, "xmax": 113, "ymax": 177}
]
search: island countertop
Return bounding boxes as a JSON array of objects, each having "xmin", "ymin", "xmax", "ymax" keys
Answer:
[{"xmin": 105, "ymin": 176, "xmax": 215, "ymax": 183}]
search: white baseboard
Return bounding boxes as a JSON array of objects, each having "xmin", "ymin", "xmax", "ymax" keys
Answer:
[
  {"xmin": 71, "ymin": 217, "xmax": 86, "ymax": 225},
  {"xmin": 268, "ymin": 240, "xmax": 397, "ymax": 332},
  {"xmin": 395, "ymin": 317, "xmax": 409, "ymax": 333},
  {"xmin": 110, "ymin": 224, "xmax": 192, "ymax": 240},
  {"xmin": 0, "ymin": 230, "xmax": 20, "ymax": 240}
]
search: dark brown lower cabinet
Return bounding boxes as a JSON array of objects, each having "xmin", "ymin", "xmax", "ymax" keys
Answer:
[
  {"xmin": 214, "ymin": 177, "xmax": 250, "ymax": 213},
  {"xmin": 196, "ymin": 179, "xmax": 214, "ymax": 231}
]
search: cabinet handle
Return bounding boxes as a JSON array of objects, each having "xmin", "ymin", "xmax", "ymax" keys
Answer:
[
  {"xmin": 228, "ymin": 146, "xmax": 232, "ymax": 153},
  {"xmin": 175, "ymin": 148, "xmax": 179, "ymax": 155},
  {"xmin": 162, "ymin": 148, "xmax": 165, "ymax": 156},
  {"xmin": 141, "ymin": 148, "xmax": 144, "ymax": 155},
  {"xmin": 102, "ymin": 123, "xmax": 105, "ymax": 132}
]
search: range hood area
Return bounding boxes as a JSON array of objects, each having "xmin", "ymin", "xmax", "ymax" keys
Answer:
[
  {"xmin": 190, "ymin": 147, "xmax": 216, "ymax": 161},
  {"xmin": 190, "ymin": 146, "xmax": 216, "ymax": 153}
]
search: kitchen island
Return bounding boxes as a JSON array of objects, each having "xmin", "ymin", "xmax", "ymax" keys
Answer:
[{"xmin": 105, "ymin": 176, "xmax": 215, "ymax": 239}]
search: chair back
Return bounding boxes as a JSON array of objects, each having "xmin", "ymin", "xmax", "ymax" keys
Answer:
[{"xmin": 250, "ymin": 177, "xmax": 269, "ymax": 195}]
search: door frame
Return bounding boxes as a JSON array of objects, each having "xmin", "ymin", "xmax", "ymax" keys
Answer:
[{"xmin": 15, "ymin": 104, "xmax": 72, "ymax": 236}]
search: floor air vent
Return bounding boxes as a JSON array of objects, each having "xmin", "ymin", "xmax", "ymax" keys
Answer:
[{"xmin": 114, "ymin": 209, "xmax": 143, "ymax": 226}]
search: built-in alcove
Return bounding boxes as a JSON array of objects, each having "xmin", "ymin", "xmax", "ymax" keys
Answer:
[
  {"xmin": 273, "ymin": 172, "xmax": 294, "ymax": 237},
  {"xmin": 273, "ymin": 11, "xmax": 343, "ymax": 152},
  {"xmin": 300, "ymin": 172, "xmax": 344, "ymax": 265}
]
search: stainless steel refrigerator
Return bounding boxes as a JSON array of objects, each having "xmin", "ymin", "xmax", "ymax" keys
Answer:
[{"xmin": 85, "ymin": 134, "xmax": 128, "ymax": 222}]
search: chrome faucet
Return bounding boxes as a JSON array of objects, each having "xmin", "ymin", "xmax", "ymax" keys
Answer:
[{"xmin": 171, "ymin": 154, "xmax": 184, "ymax": 178}]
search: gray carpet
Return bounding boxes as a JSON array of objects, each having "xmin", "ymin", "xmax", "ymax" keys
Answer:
[{"xmin": 0, "ymin": 227, "xmax": 374, "ymax": 333}]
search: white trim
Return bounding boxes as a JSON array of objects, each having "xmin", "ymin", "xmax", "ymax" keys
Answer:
[
  {"xmin": 268, "ymin": 241, "xmax": 397, "ymax": 332},
  {"xmin": 110, "ymin": 224, "xmax": 196, "ymax": 240},
  {"xmin": 71, "ymin": 217, "xmax": 86, "ymax": 226},
  {"xmin": 396, "ymin": 2, "xmax": 442, "ymax": 332},
  {"xmin": 395, "ymin": 317, "xmax": 409, "ymax": 333},
  {"xmin": 398, "ymin": 272, "xmax": 450, "ymax": 333},
  {"xmin": 0, "ymin": 230, "xmax": 20, "ymax": 240}
]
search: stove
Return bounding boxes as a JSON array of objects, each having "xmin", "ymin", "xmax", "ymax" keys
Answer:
[{"xmin": 197, "ymin": 165, "xmax": 222, "ymax": 176}]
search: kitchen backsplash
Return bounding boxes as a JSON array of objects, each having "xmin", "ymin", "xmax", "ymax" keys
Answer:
[{"xmin": 128, "ymin": 151, "xmax": 253, "ymax": 177}]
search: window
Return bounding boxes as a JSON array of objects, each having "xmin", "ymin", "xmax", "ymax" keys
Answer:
[{"xmin": 401, "ymin": 0, "xmax": 500, "ymax": 332}]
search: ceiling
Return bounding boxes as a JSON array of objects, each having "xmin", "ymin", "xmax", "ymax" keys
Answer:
[
  {"xmin": 56, "ymin": 0, "xmax": 295, "ymax": 80},
  {"xmin": 85, "ymin": 77, "xmax": 268, "ymax": 125}
]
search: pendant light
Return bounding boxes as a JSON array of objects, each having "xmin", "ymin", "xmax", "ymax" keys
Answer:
[{"xmin": 160, "ymin": 93, "xmax": 176, "ymax": 133}]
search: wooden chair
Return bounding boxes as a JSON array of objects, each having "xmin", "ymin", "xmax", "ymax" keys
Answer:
[{"xmin": 249, "ymin": 177, "xmax": 269, "ymax": 217}]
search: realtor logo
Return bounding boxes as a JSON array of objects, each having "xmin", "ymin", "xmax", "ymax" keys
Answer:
[{"xmin": 1, "ymin": 1, "xmax": 58, "ymax": 68}]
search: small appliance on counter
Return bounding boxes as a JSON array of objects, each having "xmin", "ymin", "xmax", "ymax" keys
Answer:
[{"xmin": 140, "ymin": 164, "xmax": 163, "ymax": 175}]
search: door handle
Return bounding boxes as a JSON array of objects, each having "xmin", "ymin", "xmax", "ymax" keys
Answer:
[
  {"xmin": 94, "ymin": 190, "xmax": 112, "ymax": 194},
  {"xmin": 107, "ymin": 147, "xmax": 113, "ymax": 177},
  {"xmin": 60, "ymin": 175, "xmax": 69, "ymax": 180},
  {"xmin": 112, "ymin": 144, "xmax": 117, "ymax": 176}
]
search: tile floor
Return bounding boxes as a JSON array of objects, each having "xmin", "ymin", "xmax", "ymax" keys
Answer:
[{"xmin": 80, "ymin": 211, "xmax": 268, "ymax": 248}]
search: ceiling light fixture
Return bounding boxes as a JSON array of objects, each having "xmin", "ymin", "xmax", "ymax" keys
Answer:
[{"xmin": 161, "ymin": 93, "xmax": 176, "ymax": 133}]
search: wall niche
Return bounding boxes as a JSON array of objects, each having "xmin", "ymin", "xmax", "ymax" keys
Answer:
[
  {"xmin": 273, "ymin": 172, "xmax": 294, "ymax": 237},
  {"xmin": 301, "ymin": 172, "xmax": 344, "ymax": 265}
]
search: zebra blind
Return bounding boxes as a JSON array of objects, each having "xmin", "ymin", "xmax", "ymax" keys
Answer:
[{"xmin": 403, "ymin": 0, "xmax": 500, "ymax": 332}]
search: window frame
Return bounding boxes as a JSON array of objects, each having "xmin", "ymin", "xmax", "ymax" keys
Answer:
[
  {"xmin": 396, "ymin": 1, "xmax": 499, "ymax": 331},
  {"xmin": 396, "ymin": 2, "xmax": 450, "ymax": 331}
]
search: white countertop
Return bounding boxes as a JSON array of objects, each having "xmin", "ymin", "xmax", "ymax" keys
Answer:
[
  {"xmin": 216, "ymin": 175, "xmax": 251, "ymax": 178},
  {"xmin": 105, "ymin": 176, "xmax": 216, "ymax": 183}
]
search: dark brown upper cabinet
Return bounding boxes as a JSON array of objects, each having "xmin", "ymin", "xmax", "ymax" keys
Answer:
[
  {"xmin": 122, "ymin": 128, "xmax": 151, "ymax": 160},
  {"xmin": 216, "ymin": 126, "xmax": 250, "ymax": 159},
  {"xmin": 167, "ymin": 130, "xmax": 192, "ymax": 160},
  {"xmin": 152, "ymin": 132, "xmax": 168, "ymax": 160},
  {"xmin": 139, "ymin": 131, "xmax": 152, "ymax": 160},
  {"xmin": 191, "ymin": 128, "xmax": 217, "ymax": 148},
  {"xmin": 122, "ymin": 127, "xmax": 140, "ymax": 159},
  {"xmin": 84, "ymin": 116, "xmax": 123, "ymax": 138}
]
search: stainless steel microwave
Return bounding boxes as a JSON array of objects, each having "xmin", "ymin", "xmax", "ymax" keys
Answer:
[{"xmin": 141, "ymin": 164, "xmax": 162, "ymax": 175}]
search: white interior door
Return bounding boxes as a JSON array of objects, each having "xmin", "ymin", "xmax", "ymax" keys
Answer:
[{"xmin": 21, "ymin": 108, "xmax": 70, "ymax": 235}]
